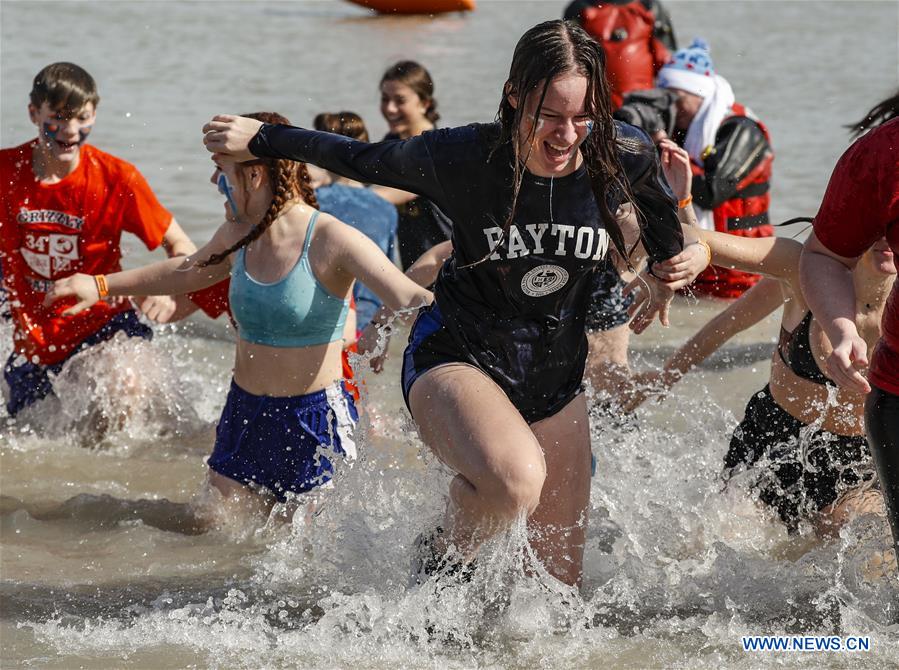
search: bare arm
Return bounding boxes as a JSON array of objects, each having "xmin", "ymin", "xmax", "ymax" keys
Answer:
[
  {"xmin": 372, "ymin": 185, "xmax": 417, "ymax": 206},
  {"xmin": 625, "ymin": 220, "xmax": 707, "ymax": 334},
  {"xmin": 150, "ymin": 293, "xmax": 202, "ymax": 324},
  {"xmin": 800, "ymin": 231, "xmax": 869, "ymax": 392},
  {"xmin": 334, "ymin": 225, "xmax": 432, "ymax": 314},
  {"xmin": 160, "ymin": 218, "xmax": 197, "ymax": 258},
  {"xmin": 623, "ymin": 139, "xmax": 707, "ymax": 333},
  {"xmin": 665, "ymin": 277, "xmax": 785, "ymax": 378},
  {"xmin": 337, "ymin": 222, "xmax": 434, "ymax": 372},
  {"xmin": 132, "ymin": 218, "xmax": 199, "ymax": 321},
  {"xmin": 624, "ymin": 277, "xmax": 785, "ymax": 411},
  {"xmin": 404, "ymin": 240, "xmax": 452, "ymax": 288},
  {"xmin": 45, "ymin": 222, "xmax": 239, "ymax": 315},
  {"xmin": 704, "ymin": 230, "xmax": 800, "ymax": 284}
]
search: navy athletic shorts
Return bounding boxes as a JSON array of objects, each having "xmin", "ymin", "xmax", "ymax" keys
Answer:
[
  {"xmin": 401, "ymin": 303, "xmax": 460, "ymax": 416},
  {"xmin": 207, "ymin": 379, "xmax": 358, "ymax": 501},
  {"xmin": 401, "ymin": 303, "xmax": 582, "ymax": 424},
  {"xmin": 3, "ymin": 310, "xmax": 152, "ymax": 416}
]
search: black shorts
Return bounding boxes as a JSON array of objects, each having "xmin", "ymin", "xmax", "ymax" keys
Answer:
[
  {"xmin": 401, "ymin": 303, "xmax": 582, "ymax": 424},
  {"xmin": 585, "ymin": 263, "xmax": 634, "ymax": 332},
  {"xmin": 724, "ymin": 385, "xmax": 873, "ymax": 531}
]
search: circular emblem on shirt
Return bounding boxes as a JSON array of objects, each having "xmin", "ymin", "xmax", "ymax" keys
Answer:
[{"xmin": 521, "ymin": 264, "xmax": 570, "ymax": 297}]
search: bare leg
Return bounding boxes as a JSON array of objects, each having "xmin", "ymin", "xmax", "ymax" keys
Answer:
[
  {"xmin": 409, "ymin": 364, "xmax": 592, "ymax": 586},
  {"xmin": 409, "ymin": 364, "xmax": 546, "ymax": 558},
  {"xmin": 585, "ymin": 324, "xmax": 631, "ymax": 400},
  {"xmin": 527, "ymin": 393, "xmax": 593, "ymax": 586},
  {"xmin": 195, "ymin": 470, "xmax": 279, "ymax": 529},
  {"xmin": 816, "ymin": 487, "xmax": 886, "ymax": 537},
  {"xmin": 818, "ymin": 488, "xmax": 896, "ymax": 579},
  {"xmin": 22, "ymin": 470, "xmax": 278, "ymax": 535}
]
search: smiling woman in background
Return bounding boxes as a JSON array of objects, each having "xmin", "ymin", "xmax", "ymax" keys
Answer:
[{"xmin": 378, "ymin": 60, "xmax": 454, "ymax": 270}]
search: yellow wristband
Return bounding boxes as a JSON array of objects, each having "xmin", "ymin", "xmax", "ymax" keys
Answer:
[
  {"xmin": 678, "ymin": 195, "xmax": 693, "ymax": 209},
  {"xmin": 94, "ymin": 274, "xmax": 109, "ymax": 298}
]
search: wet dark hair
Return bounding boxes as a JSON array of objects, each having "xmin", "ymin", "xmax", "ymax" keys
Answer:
[
  {"xmin": 380, "ymin": 60, "xmax": 440, "ymax": 124},
  {"xmin": 490, "ymin": 20, "xmax": 645, "ymax": 267},
  {"xmin": 199, "ymin": 112, "xmax": 319, "ymax": 267},
  {"xmin": 847, "ymin": 90, "xmax": 899, "ymax": 137},
  {"xmin": 30, "ymin": 62, "xmax": 100, "ymax": 113},
  {"xmin": 313, "ymin": 111, "xmax": 370, "ymax": 142}
]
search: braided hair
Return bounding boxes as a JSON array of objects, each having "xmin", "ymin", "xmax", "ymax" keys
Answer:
[{"xmin": 199, "ymin": 112, "xmax": 319, "ymax": 267}]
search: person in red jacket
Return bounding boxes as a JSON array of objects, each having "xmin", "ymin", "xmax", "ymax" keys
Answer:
[
  {"xmin": 0, "ymin": 62, "xmax": 220, "ymax": 417},
  {"xmin": 655, "ymin": 39, "xmax": 774, "ymax": 298},
  {"xmin": 564, "ymin": 0, "xmax": 675, "ymax": 109},
  {"xmin": 801, "ymin": 99, "xmax": 899, "ymax": 560}
]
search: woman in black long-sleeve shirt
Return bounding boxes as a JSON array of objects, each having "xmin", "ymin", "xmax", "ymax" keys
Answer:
[{"xmin": 203, "ymin": 20, "xmax": 702, "ymax": 586}]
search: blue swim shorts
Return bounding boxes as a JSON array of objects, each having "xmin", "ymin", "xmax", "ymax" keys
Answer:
[
  {"xmin": 207, "ymin": 380, "xmax": 358, "ymax": 501},
  {"xmin": 3, "ymin": 310, "xmax": 152, "ymax": 416}
]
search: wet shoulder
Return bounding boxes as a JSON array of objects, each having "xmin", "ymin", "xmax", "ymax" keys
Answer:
[
  {"xmin": 81, "ymin": 144, "xmax": 141, "ymax": 185},
  {"xmin": 0, "ymin": 141, "xmax": 33, "ymax": 179},
  {"xmin": 421, "ymin": 123, "xmax": 497, "ymax": 160},
  {"xmin": 854, "ymin": 117, "xmax": 899, "ymax": 164}
]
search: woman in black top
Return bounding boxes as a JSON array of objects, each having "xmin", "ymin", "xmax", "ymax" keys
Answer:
[
  {"xmin": 378, "ymin": 61, "xmax": 454, "ymax": 270},
  {"xmin": 203, "ymin": 20, "xmax": 702, "ymax": 586}
]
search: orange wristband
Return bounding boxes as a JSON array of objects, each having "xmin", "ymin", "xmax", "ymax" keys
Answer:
[
  {"xmin": 678, "ymin": 195, "xmax": 693, "ymax": 209},
  {"xmin": 94, "ymin": 274, "xmax": 109, "ymax": 298}
]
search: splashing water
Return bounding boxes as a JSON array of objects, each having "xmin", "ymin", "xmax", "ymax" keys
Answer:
[{"xmin": 2, "ymin": 307, "xmax": 897, "ymax": 669}]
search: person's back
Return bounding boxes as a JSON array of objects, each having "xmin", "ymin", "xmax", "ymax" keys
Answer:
[
  {"xmin": 315, "ymin": 182, "xmax": 398, "ymax": 329},
  {"xmin": 311, "ymin": 111, "xmax": 401, "ymax": 330}
]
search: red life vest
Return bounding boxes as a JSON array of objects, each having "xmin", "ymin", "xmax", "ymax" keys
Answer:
[
  {"xmin": 692, "ymin": 103, "xmax": 774, "ymax": 299},
  {"xmin": 580, "ymin": 2, "xmax": 670, "ymax": 109}
]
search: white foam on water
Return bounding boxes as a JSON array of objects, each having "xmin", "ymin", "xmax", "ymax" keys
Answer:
[{"xmin": 13, "ymin": 334, "xmax": 898, "ymax": 668}]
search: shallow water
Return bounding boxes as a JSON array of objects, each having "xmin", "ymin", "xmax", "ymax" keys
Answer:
[{"xmin": 2, "ymin": 1, "xmax": 898, "ymax": 667}]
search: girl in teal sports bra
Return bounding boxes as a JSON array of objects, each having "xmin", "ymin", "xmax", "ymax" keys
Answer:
[{"xmin": 47, "ymin": 112, "xmax": 432, "ymax": 528}]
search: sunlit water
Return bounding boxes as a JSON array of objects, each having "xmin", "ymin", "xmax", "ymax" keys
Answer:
[{"xmin": 2, "ymin": 1, "xmax": 898, "ymax": 667}]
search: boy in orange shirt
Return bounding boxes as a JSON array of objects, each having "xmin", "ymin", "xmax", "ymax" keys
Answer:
[{"xmin": 0, "ymin": 62, "xmax": 223, "ymax": 416}]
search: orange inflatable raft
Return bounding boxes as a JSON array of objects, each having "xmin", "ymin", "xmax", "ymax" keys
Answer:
[{"xmin": 347, "ymin": 0, "xmax": 475, "ymax": 14}]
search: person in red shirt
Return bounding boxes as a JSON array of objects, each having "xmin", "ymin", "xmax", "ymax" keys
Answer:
[
  {"xmin": 800, "ymin": 92, "xmax": 899, "ymax": 558},
  {"xmin": 0, "ymin": 62, "xmax": 213, "ymax": 417}
]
